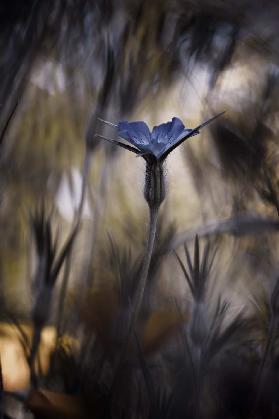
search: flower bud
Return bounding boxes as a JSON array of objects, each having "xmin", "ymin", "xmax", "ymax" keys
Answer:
[{"xmin": 144, "ymin": 157, "xmax": 166, "ymax": 209}]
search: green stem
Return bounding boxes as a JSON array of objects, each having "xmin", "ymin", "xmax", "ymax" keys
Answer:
[
  {"xmin": 131, "ymin": 205, "xmax": 159, "ymax": 326},
  {"xmin": 112, "ymin": 204, "xmax": 159, "ymax": 377}
]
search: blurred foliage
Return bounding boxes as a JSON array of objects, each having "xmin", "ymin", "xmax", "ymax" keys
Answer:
[{"xmin": 1, "ymin": 0, "xmax": 279, "ymax": 417}]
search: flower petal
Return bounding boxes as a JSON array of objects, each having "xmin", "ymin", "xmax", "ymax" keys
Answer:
[
  {"xmin": 166, "ymin": 117, "xmax": 186, "ymax": 142},
  {"xmin": 118, "ymin": 121, "xmax": 151, "ymax": 147},
  {"xmin": 151, "ymin": 117, "xmax": 185, "ymax": 144},
  {"xmin": 159, "ymin": 112, "xmax": 225, "ymax": 160},
  {"xmin": 174, "ymin": 128, "xmax": 196, "ymax": 143},
  {"xmin": 147, "ymin": 143, "xmax": 168, "ymax": 159},
  {"xmin": 159, "ymin": 128, "xmax": 199, "ymax": 160}
]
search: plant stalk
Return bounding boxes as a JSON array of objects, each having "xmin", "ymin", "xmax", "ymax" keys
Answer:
[
  {"xmin": 131, "ymin": 204, "xmax": 159, "ymax": 326},
  {"xmin": 55, "ymin": 149, "xmax": 92, "ymax": 344},
  {"xmin": 112, "ymin": 204, "xmax": 159, "ymax": 380}
]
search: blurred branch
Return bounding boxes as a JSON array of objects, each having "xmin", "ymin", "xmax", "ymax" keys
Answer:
[{"xmin": 169, "ymin": 214, "xmax": 279, "ymax": 250}]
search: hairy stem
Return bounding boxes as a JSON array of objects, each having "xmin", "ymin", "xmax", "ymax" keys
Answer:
[
  {"xmin": 112, "ymin": 204, "xmax": 159, "ymax": 381},
  {"xmin": 131, "ymin": 204, "xmax": 159, "ymax": 326}
]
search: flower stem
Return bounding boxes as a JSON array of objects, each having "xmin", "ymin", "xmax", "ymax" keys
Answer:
[
  {"xmin": 131, "ymin": 204, "xmax": 159, "ymax": 325},
  {"xmin": 113, "ymin": 204, "xmax": 159, "ymax": 379}
]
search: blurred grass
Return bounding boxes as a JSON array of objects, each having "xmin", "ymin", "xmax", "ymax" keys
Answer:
[{"xmin": 1, "ymin": 2, "xmax": 279, "ymax": 417}]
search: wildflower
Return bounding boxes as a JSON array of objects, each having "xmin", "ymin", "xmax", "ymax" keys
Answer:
[
  {"xmin": 96, "ymin": 113, "xmax": 223, "ymax": 369},
  {"xmin": 97, "ymin": 112, "xmax": 224, "ymax": 208},
  {"xmin": 99, "ymin": 113, "xmax": 223, "ymax": 160}
]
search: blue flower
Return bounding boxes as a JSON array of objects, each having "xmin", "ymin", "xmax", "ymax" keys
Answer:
[
  {"xmin": 118, "ymin": 117, "xmax": 195, "ymax": 160},
  {"xmin": 97, "ymin": 112, "xmax": 224, "ymax": 162}
]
